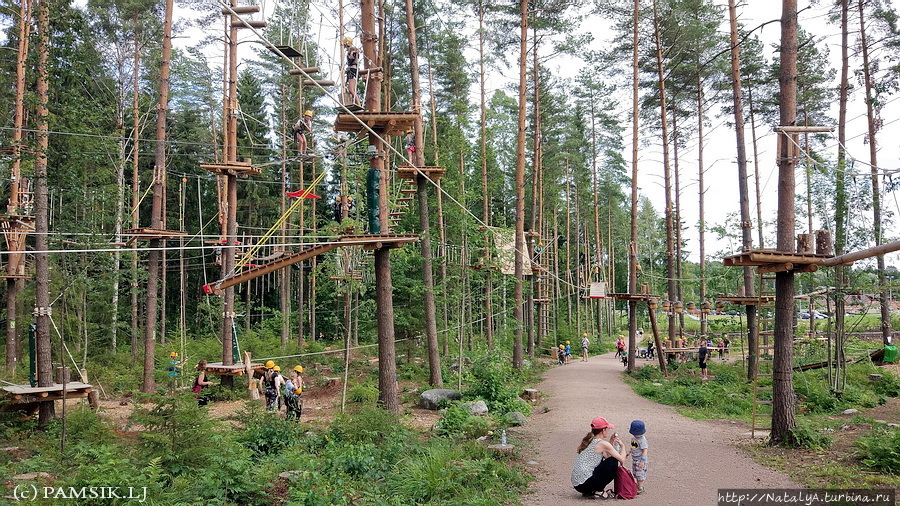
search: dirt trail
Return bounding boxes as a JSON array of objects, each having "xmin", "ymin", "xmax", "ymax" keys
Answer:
[{"xmin": 518, "ymin": 352, "xmax": 796, "ymax": 505}]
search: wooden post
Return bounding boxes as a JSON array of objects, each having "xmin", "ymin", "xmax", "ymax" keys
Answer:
[
  {"xmin": 647, "ymin": 303, "xmax": 667, "ymax": 376},
  {"xmin": 815, "ymin": 230, "xmax": 833, "ymax": 256},
  {"xmin": 243, "ymin": 351, "xmax": 259, "ymax": 400},
  {"xmin": 81, "ymin": 370, "xmax": 100, "ymax": 410},
  {"xmin": 796, "ymin": 233, "xmax": 813, "ymax": 254}
]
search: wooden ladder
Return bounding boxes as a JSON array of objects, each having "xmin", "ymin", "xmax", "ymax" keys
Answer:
[{"xmin": 751, "ymin": 272, "xmax": 776, "ymax": 438}]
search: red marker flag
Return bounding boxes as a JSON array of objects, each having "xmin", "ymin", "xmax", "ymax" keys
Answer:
[{"xmin": 286, "ymin": 190, "xmax": 321, "ymax": 199}]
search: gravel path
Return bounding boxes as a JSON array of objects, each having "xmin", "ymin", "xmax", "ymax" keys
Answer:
[{"xmin": 518, "ymin": 352, "xmax": 797, "ymax": 505}]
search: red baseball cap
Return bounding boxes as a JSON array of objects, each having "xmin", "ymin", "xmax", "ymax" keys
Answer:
[{"xmin": 591, "ymin": 416, "xmax": 614, "ymax": 430}]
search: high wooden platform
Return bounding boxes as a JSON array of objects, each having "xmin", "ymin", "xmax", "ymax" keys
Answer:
[
  {"xmin": 333, "ymin": 111, "xmax": 418, "ymax": 136},
  {"xmin": 722, "ymin": 249, "xmax": 834, "ymax": 273},
  {"xmin": 717, "ymin": 296, "xmax": 776, "ymax": 305},
  {"xmin": 608, "ymin": 293, "xmax": 656, "ymax": 302},
  {"xmin": 204, "ymin": 234, "xmax": 419, "ymax": 295},
  {"xmin": 202, "ymin": 362, "xmax": 265, "ymax": 377},
  {"xmin": 2, "ymin": 382, "xmax": 93, "ymax": 404},
  {"xmin": 199, "ymin": 160, "xmax": 262, "ymax": 176},
  {"xmin": 396, "ymin": 165, "xmax": 445, "ymax": 181},
  {"xmin": 122, "ymin": 228, "xmax": 187, "ymax": 245}
]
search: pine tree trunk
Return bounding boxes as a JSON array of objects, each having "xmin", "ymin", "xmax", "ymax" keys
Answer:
[
  {"xmin": 35, "ymin": 0, "xmax": 54, "ymax": 425},
  {"xmin": 833, "ymin": 0, "xmax": 849, "ymax": 390},
  {"xmin": 628, "ymin": 0, "xmax": 640, "ymax": 355},
  {"xmin": 404, "ymin": 0, "xmax": 441, "ymax": 387},
  {"xmin": 131, "ymin": 16, "xmax": 141, "ymax": 361},
  {"xmin": 772, "ymin": 0, "xmax": 799, "ymax": 446},
  {"xmin": 363, "ymin": 0, "xmax": 398, "ymax": 411},
  {"xmin": 6, "ymin": 0, "xmax": 31, "ymax": 373},
  {"xmin": 858, "ymin": 0, "xmax": 890, "ymax": 345},
  {"xmin": 512, "ymin": 0, "xmax": 528, "ymax": 370},
  {"xmin": 144, "ymin": 0, "xmax": 174, "ymax": 393},
  {"xmin": 652, "ymin": 0, "xmax": 675, "ymax": 368},
  {"xmin": 697, "ymin": 79, "xmax": 707, "ymax": 337},
  {"xmin": 479, "ymin": 0, "xmax": 493, "ymax": 349},
  {"xmin": 728, "ymin": 0, "xmax": 758, "ymax": 380}
]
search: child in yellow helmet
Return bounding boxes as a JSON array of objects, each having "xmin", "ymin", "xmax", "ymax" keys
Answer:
[{"xmin": 284, "ymin": 365, "xmax": 304, "ymax": 421}]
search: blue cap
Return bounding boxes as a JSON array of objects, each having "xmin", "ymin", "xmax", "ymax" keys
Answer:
[{"xmin": 629, "ymin": 420, "xmax": 646, "ymax": 436}]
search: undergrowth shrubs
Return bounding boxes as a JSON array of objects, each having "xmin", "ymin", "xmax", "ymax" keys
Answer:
[
  {"xmin": 235, "ymin": 402, "xmax": 303, "ymax": 457},
  {"xmin": 788, "ymin": 419, "xmax": 833, "ymax": 450},
  {"xmin": 856, "ymin": 425, "xmax": 900, "ymax": 473},
  {"xmin": 465, "ymin": 354, "xmax": 532, "ymax": 417},
  {"xmin": 434, "ymin": 404, "xmax": 490, "ymax": 439}
]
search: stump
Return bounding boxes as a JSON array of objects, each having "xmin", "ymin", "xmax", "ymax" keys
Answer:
[
  {"xmin": 869, "ymin": 374, "xmax": 883, "ymax": 382},
  {"xmin": 324, "ymin": 377, "xmax": 342, "ymax": 389},
  {"xmin": 521, "ymin": 389, "xmax": 541, "ymax": 402},
  {"xmin": 487, "ymin": 443, "xmax": 515, "ymax": 455}
]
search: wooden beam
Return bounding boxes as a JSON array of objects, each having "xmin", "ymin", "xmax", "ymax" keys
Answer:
[
  {"xmin": 821, "ymin": 239, "xmax": 900, "ymax": 267},
  {"xmin": 757, "ymin": 262, "xmax": 793, "ymax": 274}
]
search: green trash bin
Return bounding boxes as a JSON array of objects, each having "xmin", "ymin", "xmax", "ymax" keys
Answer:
[{"xmin": 884, "ymin": 345, "xmax": 897, "ymax": 363}]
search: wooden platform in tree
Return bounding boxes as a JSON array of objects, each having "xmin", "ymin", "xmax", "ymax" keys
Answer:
[
  {"xmin": 202, "ymin": 362, "xmax": 265, "ymax": 377},
  {"xmin": 717, "ymin": 296, "xmax": 776, "ymax": 305},
  {"xmin": 199, "ymin": 160, "xmax": 262, "ymax": 176},
  {"xmin": 204, "ymin": 234, "xmax": 419, "ymax": 295},
  {"xmin": 722, "ymin": 249, "xmax": 833, "ymax": 273},
  {"xmin": 0, "ymin": 272, "xmax": 30, "ymax": 280},
  {"xmin": 396, "ymin": 165, "xmax": 445, "ymax": 181},
  {"xmin": 122, "ymin": 228, "xmax": 187, "ymax": 244},
  {"xmin": 333, "ymin": 111, "xmax": 418, "ymax": 136},
  {"xmin": 608, "ymin": 293, "xmax": 656, "ymax": 302},
  {"xmin": 0, "ymin": 214, "xmax": 35, "ymax": 225},
  {"xmin": 2, "ymin": 382, "xmax": 93, "ymax": 404}
]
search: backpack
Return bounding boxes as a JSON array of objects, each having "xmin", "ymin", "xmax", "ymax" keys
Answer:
[{"xmin": 613, "ymin": 464, "xmax": 638, "ymax": 499}]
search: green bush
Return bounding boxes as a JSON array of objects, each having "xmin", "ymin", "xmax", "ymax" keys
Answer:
[
  {"xmin": 235, "ymin": 402, "xmax": 303, "ymax": 457},
  {"xmin": 465, "ymin": 354, "xmax": 531, "ymax": 416},
  {"xmin": 347, "ymin": 383, "xmax": 379, "ymax": 404},
  {"xmin": 788, "ymin": 420, "xmax": 832, "ymax": 450},
  {"xmin": 856, "ymin": 425, "xmax": 900, "ymax": 473},
  {"xmin": 433, "ymin": 405, "xmax": 490, "ymax": 439}
]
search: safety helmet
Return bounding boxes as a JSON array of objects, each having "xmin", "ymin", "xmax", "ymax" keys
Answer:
[
  {"xmin": 294, "ymin": 365, "xmax": 303, "ymax": 373},
  {"xmin": 341, "ymin": 36, "xmax": 353, "ymax": 47},
  {"xmin": 170, "ymin": 351, "xmax": 177, "ymax": 357},
  {"xmin": 265, "ymin": 360, "xmax": 275, "ymax": 368},
  {"xmin": 405, "ymin": 128, "xmax": 413, "ymax": 133},
  {"xmin": 566, "ymin": 341, "xmax": 570, "ymax": 345},
  {"xmin": 273, "ymin": 365, "xmax": 281, "ymax": 372},
  {"xmin": 583, "ymin": 333, "xmax": 588, "ymax": 337},
  {"xmin": 304, "ymin": 110, "xmax": 313, "ymax": 117},
  {"xmin": 559, "ymin": 344, "xmax": 565, "ymax": 349},
  {"xmin": 294, "ymin": 387, "xmax": 303, "ymax": 395}
]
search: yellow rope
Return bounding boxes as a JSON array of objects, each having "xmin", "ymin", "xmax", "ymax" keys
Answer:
[{"xmin": 233, "ymin": 167, "xmax": 329, "ymax": 270}]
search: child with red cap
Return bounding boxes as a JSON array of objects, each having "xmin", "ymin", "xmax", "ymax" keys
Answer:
[{"xmin": 570, "ymin": 416, "xmax": 629, "ymax": 498}]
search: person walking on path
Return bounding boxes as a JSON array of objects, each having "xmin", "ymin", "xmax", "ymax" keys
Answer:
[
  {"xmin": 570, "ymin": 416, "xmax": 629, "ymax": 498},
  {"xmin": 260, "ymin": 361, "xmax": 280, "ymax": 411},
  {"xmin": 564, "ymin": 341, "xmax": 572, "ymax": 364},
  {"xmin": 698, "ymin": 339, "xmax": 710, "ymax": 380},
  {"xmin": 581, "ymin": 333, "xmax": 590, "ymax": 362}
]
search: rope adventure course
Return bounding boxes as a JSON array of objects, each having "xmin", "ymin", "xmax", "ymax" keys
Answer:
[{"xmin": 3, "ymin": 0, "xmax": 900, "ymax": 503}]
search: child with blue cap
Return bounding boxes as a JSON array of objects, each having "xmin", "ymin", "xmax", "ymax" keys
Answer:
[{"xmin": 629, "ymin": 420, "xmax": 649, "ymax": 494}]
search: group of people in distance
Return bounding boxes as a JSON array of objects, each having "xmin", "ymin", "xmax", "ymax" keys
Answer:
[
  {"xmin": 190, "ymin": 359, "xmax": 305, "ymax": 420},
  {"xmin": 571, "ymin": 417, "xmax": 649, "ymax": 499},
  {"xmin": 558, "ymin": 333, "xmax": 593, "ymax": 365},
  {"xmin": 260, "ymin": 360, "xmax": 305, "ymax": 420}
]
